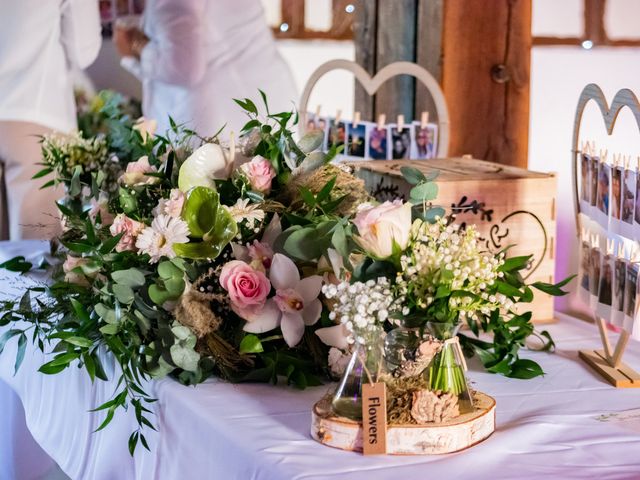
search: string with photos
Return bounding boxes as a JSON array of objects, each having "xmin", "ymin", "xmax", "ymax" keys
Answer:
[{"xmin": 305, "ymin": 105, "xmax": 439, "ymax": 162}]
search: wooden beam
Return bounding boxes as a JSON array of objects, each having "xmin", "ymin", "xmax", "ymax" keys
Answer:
[
  {"xmin": 353, "ymin": 0, "xmax": 377, "ymax": 121},
  {"xmin": 438, "ymin": 0, "xmax": 532, "ymax": 167},
  {"xmin": 415, "ymin": 0, "xmax": 444, "ymax": 121},
  {"xmin": 584, "ymin": 0, "xmax": 607, "ymax": 45},
  {"xmin": 374, "ymin": 0, "xmax": 417, "ymax": 120}
]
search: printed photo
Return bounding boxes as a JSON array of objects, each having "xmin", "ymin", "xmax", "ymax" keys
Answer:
[
  {"xmin": 580, "ymin": 154, "xmax": 590, "ymax": 203},
  {"xmin": 596, "ymin": 163, "xmax": 610, "ymax": 215},
  {"xmin": 368, "ymin": 126, "xmax": 388, "ymax": 160},
  {"xmin": 328, "ymin": 120, "xmax": 346, "ymax": 151},
  {"xmin": 411, "ymin": 123, "xmax": 437, "ymax": 159},
  {"xmin": 598, "ymin": 254, "xmax": 613, "ymax": 306},
  {"xmin": 590, "ymin": 157, "xmax": 599, "ymax": 207},
  {"xmin": 580, "ymin": 240, "xmax": 591, "ymax": 292},
  {"xmin": 612, "ymin": 167, "xmax": 622, "ymax": 220},
  {"xmin": 635, "ymin": 170, "xmax": 640, "ymax": 225},
  {"xmin": 624, "ymin": 262, "xmax": 638, "ymax": 318},
  {"xmin": 622, "ymin": 168, "xmax": 635, "ymax": 224},
  {"xmin": 614, "ymin": 257, "xmax": 626, "ymax": 313},
  {"xmin": 389, "ymin": 126, "xmax": 411, "ymax": 160},
  {"xmin": 346, "ymin": 122, "xmax": 366, "ymax": 158},
  {"xmin": 590, "ymin": 248, "xmax": 601, "ymax": 297}
]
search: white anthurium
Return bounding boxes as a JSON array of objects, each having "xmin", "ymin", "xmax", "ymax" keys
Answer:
[
  {"xmin": 177, "ymin": 143, "xmax": 233, "ymax": 192},
  {"xmin": 243, "ymin": 253, "xmax": 322, "ymax": 347}
]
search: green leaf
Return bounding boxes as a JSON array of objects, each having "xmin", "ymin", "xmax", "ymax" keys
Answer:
[
  {"xmin": 507, "ymin": 358, "xmax": 545, "ymax": 379},
  {"xmin": 118, "ymin": 188, "xmax": 138, "ymax": 214},
  {"xmin": 531, "ymin": 275, "xmax": 575, "ymax": 297},
  {"xmin": 41, "ymin": 352, "xmax": 79, "ymax": 369},
  {"xmin": 0, "ymin": 329, "xmax": 23, "ymax": 355},
  {"xmin": 400, "ymin": 166, "xmax": 426, "ymax": 185},
  {"xmin": 409, "ymin": 182, "xmax": 438, "ymax": 202},
  {"xmin": 0, "ymin": 256, "xmax": 32, "ymax": 273},
  {"xmin": 499, "ymin": 255, "xmax": 532, "ymax": 273},
  {"xmin": 83, "ymin": 352, "xmax": 96, "ymax": 382},
  {"xmin": 128, "ymin": 432, "xmax": 139, "ymax": 456},
  {"xmin": 283, "ymin": 227, "xmax": 325, "ymax": 261},
  {"xmin": 423, "ymin": 206, "xmax": 446, "ymax": 223},
  {"xmin": 70, "ymin": 298, "xmax": 91, "ymax": 323},
  {"xmin": 158, "ymin": 261, "xmax": 182, "ymax": 279},
  {"xmin": 112, "ymin": 269, "xmax": 146, "ymax": 287},
  {"xmin": 298, "ymin": 131, "xmax": 324, "ymax": 153},
  {"xmin": 69, "ymin": 165, "xmax": 82, "ymax": 197},
  {"xmin": 113, "ymin": 284, "xmax": 135, "ymax": 304},
  {"xmin": 32, "ymin": 167, "xmax": 53, "ymax": 179},
  {"xmin": 496, "ymin": 281, "xmax": 524, "ymax": 298},
  {"xmin": 164, "ymin": 277, "xmax": 185, "ymax": 297},
  {"xmin": 95, "ymin": 303, "xmax": 117, "ymax": 324},
  {"xmin": 99, "ymin": 233, "xmax": 123, "ymax": 254},
  {"xmin": 64, "ymin": 336, "xmax": 94, "ymax": 348},
  {"xmin": 60, "ymin": 239, "xmax": 93, "ymax": 254},
  {"xmin": 95, "ymin": 407, "xmax": 115, "ymax": 432},
  {"xmin": 14, "ymin": 333, "xmax": 27, "ymax": 374},
  {"xmin": 239, "ymin": 334, "xmax": 264, "ymax": 354},
  {"xmin": 99, "ymin": 323, "xmax": 119, "ymax": 335}
]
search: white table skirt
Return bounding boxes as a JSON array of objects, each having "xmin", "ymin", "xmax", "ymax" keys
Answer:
[{"xmin": 1, "ymin": 241, "xmax": 640, "ymax": 480}]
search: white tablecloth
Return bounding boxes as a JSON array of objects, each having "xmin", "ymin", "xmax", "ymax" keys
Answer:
[{"xmin": 1, "ymin": 241, "xmax": 640, "ymax": 480}]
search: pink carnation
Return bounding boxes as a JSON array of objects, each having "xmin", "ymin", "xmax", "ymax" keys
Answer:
[
  {"xmin": 240, "ymin": 156, "xmax": 276, "ymax": 193},
  {"xmin": 220, "ymin": 260, "xmax": 271, "ymax": 318},
  {"xmin": 63, "ymin": 256, "xmax": 89, "ymax": 286},
  {"xmin": 109, "ymin": 213, "xmax": 145, "ymax": 252}
]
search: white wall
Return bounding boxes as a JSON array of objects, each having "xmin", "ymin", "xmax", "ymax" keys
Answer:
[{"xmin": 529, "ymin": 0, "xmax": 640, "ymax": 314}]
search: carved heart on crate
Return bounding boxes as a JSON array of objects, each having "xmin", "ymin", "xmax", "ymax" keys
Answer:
[
  {"xmin": 572, "ymin": 84, "xmax": 640, "ymax": 233},
  {"xmin": 298, "ymin": 59, "xmax": 450, "ymax": 158}
]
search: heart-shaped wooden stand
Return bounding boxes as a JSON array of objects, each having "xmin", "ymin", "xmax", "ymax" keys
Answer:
[
  {"xmin": 311, "ymin": 392, "xmax": 496, "ymax": 455},
  {"xmin": 572, "ymin": 83, "xmax": 640, "ymax": 388},
  {"xmin": 298, "ymin": 59, "xmax": 450, "ymax": 158}
]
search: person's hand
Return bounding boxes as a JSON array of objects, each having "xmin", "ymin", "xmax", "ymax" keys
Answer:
[
  {"xmin": 113, "ymin": 23, "xmax": 136, "ymax": 57},
  {"xmin": 114, "ymin": 22, "xmax": 148, "ymax": 59}
]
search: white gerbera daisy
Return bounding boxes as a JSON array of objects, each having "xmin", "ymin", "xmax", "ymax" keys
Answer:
[
  {"xmin": 136, "ymin": 214, "xmax": 190, "ymax": 263},
  {"xmin": 228, "ymin": 198, "xmax": 265, "ymax": 225}
]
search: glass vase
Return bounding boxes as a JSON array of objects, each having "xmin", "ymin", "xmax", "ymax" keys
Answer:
[
  {"xmin": 331, "ymin": 329, "xmax": 387, "ymax": 421},
  {"xmin": 384, "ymin": 326, "xmax": 429, "ymax": 374},
  {"xmin": 425, "ymin": 321, "xmax": 474, "ymax": 414}
]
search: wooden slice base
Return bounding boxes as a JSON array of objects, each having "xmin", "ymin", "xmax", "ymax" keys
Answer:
[
  {"xmin": 311, "ymin": 391, "xmax": 496, "ymax": 455},
  {"xmin": 579, "ymin": 349, "xmax": 640, "ymax": 388}
]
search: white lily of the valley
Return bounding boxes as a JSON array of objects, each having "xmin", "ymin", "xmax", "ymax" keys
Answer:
[{"xmin": 243, "ymin": 253, "xmax": 322, "ymax": 347}]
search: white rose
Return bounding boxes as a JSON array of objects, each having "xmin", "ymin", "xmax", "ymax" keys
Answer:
[{"xmin": 352, "ymin": 200, "xmax": 412, "ymax": 258}]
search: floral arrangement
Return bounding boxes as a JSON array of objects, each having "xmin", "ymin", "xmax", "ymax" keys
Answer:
[{"xmin": 0, "ymin": 92, "xmax": 571, "ymax": 453}]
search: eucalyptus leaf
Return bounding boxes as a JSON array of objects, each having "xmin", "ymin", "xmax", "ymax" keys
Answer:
[
  {"xmin": 113, "ymin": 284, "xmax": 134, "ymax": 304},
  {"xmin": 112, "ymin": 269, "xmax": 146, "ymax": 287},
  {"xmin": 409, "ymin": 182, "xmax": 438, "ymax": 202}
]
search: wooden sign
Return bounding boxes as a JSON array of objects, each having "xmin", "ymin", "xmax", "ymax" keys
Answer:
[{"xmin": 361, "ymin": 383, "xmax": 387, "ymax": 455}]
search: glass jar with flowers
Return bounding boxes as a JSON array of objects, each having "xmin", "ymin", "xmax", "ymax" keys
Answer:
[{"xmin": 322, "ymin": 278, "xmax": 398, "ymax": 421}]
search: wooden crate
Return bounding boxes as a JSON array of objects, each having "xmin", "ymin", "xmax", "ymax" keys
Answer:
[{"xmin": 353, "ymin": 157, "xmax": 557, "ymax": 322}]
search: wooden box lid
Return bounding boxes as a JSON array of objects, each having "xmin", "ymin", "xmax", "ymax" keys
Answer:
[{"xmin": 351, "ymin": 157, "xmax": 555, "ymax": 182}]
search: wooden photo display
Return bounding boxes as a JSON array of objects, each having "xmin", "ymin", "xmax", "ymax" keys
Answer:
[{"xmin": 572, "ymin": 84, "xmax": 640, "ymax": 388}]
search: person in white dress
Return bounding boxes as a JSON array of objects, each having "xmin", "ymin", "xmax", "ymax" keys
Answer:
[
  {"xmin": 0, "ymin": 0, "xmax": 102, "ymax": 241},
  {"xmin": 114, "ymin": 0, "xmax": 298, "ymax": 138}
]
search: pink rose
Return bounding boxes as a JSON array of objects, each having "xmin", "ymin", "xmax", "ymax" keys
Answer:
[
  {"xmin": 63, "ymin": 256, "xmax": 89, "ymax": 285},
  {"xmin": 119, "ymin": 156, "xmax": 159, "ymax": 186},
  {"xmin": 109, "ymin": 213, "xmax": 145, "ymax": 252},
  {"xmin": 220, "ymin": 260, "xmax": 271, "ymax": 317},
  {"xmin": 240, "ymin": 156, "xmax": 276, "ymax": 193}
]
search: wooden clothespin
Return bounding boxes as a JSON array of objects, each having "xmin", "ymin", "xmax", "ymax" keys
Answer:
[
  {"xmin": 377, "ymin": 114, "xmax": 386, "ymax": 130},
  {"xmin": 636, "ymin": 156, "xmax": 640, "ymax": 172},
  {"xmin": 397, "ymin": 114, "xmax": 405, "ymax": 133},
  {"xmin": 315, "ymin": 105, "xmax": 322, "ymax": 118},
  {"xmin": 353, "ymin": 111, "xmax": 361, "ymax": 127},
  {"xmin": 599, "ymin": 148, "xmax": 608, "ymax": 162},
  {"xmin": 335, "ymin": 109, "xmax": 342, "ymax": 124},
  {"xmin": 617, "ymin": 242, "xmax": 625, "ymax": 259},
  {"xmin": 591, "ymin": 233, "xmax": 599, "ymax": 249},
  {"xmin": 612, "ymin": 153, "xmax": 620, "ymax": 168},
  {"xmin": 606, "ymin": 238, "xmax": 615, "ymax": 255},
  {"xmin": 420, "ymin": 111, "xmax": 429, "ymax": 128}
]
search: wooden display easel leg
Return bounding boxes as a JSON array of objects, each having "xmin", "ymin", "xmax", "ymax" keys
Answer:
[{"xmin": 579, "ymin": 318, "xmax": 640, "ymax": 388}]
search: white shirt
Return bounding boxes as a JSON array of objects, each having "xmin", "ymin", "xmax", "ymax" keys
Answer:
[
  {"xmin": 0, "ymin": 0, "xmax": 102, "ymax": 132},
  {"xmin": 121, "ymin": 0, "xmax": 298, "ymax": 137}
]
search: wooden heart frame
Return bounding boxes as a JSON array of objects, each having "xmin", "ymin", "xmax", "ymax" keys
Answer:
[
  {"xmin": 299, "ymin": 59, "xmax": 450, "ymax": 158},
  {"xmin": 572, "ymin": 83, "xmax": 640, "ymax": 388}
]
